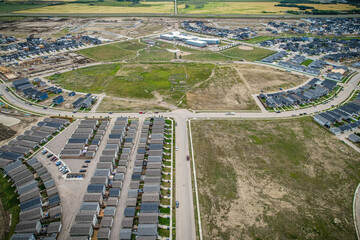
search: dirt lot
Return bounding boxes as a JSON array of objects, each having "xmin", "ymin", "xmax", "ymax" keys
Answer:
[
  {"xmin": 233, "ymin": 63, "xmax": 309, "ymax": 94},
  {"xmin": 96, "ymin": 95, "xmax": 173, "ymax": 113},
  {"xmin": 83, "ymin": 18, "xmax": 173, "ymax": 39},
  {"xmin": 0, "ymin": 17, "xmax": 81, "ymax": 39},
  {"xmin": 187, "ymin": 65, "xmax": 259, "ymax": 111},
  {"xmin": 0, "ymin": 113, "xmax": 42, "ymax": 146},
  {"xmin": 191, "ymin": 117, "xmax": 360, "ymax": 240}
]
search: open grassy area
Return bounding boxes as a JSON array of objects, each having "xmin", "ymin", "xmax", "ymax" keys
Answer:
[
  {"xmin": 187, "ymin": 65, "xmax": 259, "ymax": 110},
  {"xmin": 48, "ymin": 62, "xmax": 214, "ymax": 105},
  {"xmin": 0, "ymin": 173, "xmax": 20, "ymax": 240},
  {"xmin": 133, "ymin": 42, "xmax": 176, "ymax": 62},
  {"xmin": 77, "ymin": 40, "xmax": 146, "ymax": 62},
  {"xmin": 177, "ymin": 45, "xmax": 274, "ymax": 62},
  {"xmin": 15, "ymin": 2, "xmax": 174, "ymax": 13},
  {"xmin": 191, "ymin": 117, "xmax": 360, "ymax": 240}
]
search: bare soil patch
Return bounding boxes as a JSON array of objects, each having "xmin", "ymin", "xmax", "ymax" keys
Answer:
[
  {"xmin": 192, "ymin": 117, "xmax": 360, "ymax": 240},
  {"xmin": 96, "ymin": 96, "xmax": 173, "ymax": 112},
  {"xmin": 238, "ymin": 45, "xmax": 253, "ymax": 50}
]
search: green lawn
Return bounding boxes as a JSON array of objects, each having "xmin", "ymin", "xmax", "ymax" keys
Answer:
[
  {"xmin": 301, "ymin": 59, "xmax": 314, "ymax": 66},
  {"xmin": 77, "ymin": 40, "xmax": 146, "ymax": 62},
  {"xmin": 159, "ymin": 217, "xmax": 170, "ymax": 225},
  {"xmin": 192, "ymin": 117, "xmax": 360, "ymax": 240},
  {"xmin": 0, "ymin": 174, "xmax": 20, "ymax": 240},
  {"xmin": 48, "ymin": 62, "xmax": 214, "ymax": 104},
  {"xmin": 221, "ymin": 46, "xmax": 275, "ymax": 61},
  {"xmin": 243, "ymin": 35, "xmax": 280, "ymax": 44}
]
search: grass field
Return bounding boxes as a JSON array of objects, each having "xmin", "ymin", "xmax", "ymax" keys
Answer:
[
  {"xmin": 178, "ymin": 2, "xmax": 358, "ymax": 14},
  {"xmin": 191, "ymin": 117, "xmax": 360, "ymax": 240},
  {"xmin": 187, "ymin": 65, "xmax": 259, "ymax": 110},
  {"xmin": 133, "ymin": 42, "xmax": 176, "ymax": 62},
  {"xmin": 176, "ymin": 45, "xmax": 274, "ymax": 62},
  {"xmin": 15, "ymin": 2, "xmax": 174, "ymax": 13},
  {"xmin": 0, "ymin": 173, "xmax": 20, "ymax": 240},
  {"xmin": 77, "ymin": 40, "xmax": 146, "ymax": 62},
  {"xmin": 48, "ymin": 62, "xmax": 214, "ymax": 105}
]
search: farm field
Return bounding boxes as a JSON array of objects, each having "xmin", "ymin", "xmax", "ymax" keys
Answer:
[
  {"xmin": 47, "ymin": 62, "xmax": 214, "ymax": 105},
  {"xmin": 77, "ymin": 40, "xmax": 146, "ymax": 62},
  {"xmin": 178, "ymin": 2, "xmax": 359, "ymax": 14},
  {"xmin": 233, "ymin": 64, "xmax": 308, "ymax": 94},
  {"xmin": 0, "ymin": 3, "xmax": 48, "ymax": 13},
  {"xmin": 187, "ymin": 65, "xmax": 259, "ymax": 110},
  {"xmin": 191, "ymin": 117, "xmax": 360, "ymax": 240},
  {"xmin": 15, "ymin": 2, "xmax": 174, "ymax": 13}
]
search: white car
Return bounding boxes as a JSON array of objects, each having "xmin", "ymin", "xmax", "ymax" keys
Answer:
[
  {"xmin": 225, "ymin": 112, "xmax": 235, "ymax": 115},
  {"xmin": 176, "ymin": 147, "xmax": 178, "ymax": 151}
]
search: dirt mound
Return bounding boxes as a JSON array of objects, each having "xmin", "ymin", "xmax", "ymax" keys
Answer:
[{"xmin": 238, "ymin": 45, "xmax": 253, "ymax": 50}]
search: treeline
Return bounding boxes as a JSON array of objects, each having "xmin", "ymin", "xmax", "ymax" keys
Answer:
[
  {"xmin": 288, "ymin": 9, "xmax": 360, "ymax": 15},
  {"xmin": 276, "ymin": 3, "xmax": 314, "ymax": 10}
]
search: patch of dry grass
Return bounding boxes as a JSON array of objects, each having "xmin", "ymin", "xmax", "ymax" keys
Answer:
[
  {"xmin": 187, "ymin": 65, "xmax": 259, "ymax": 110},
  {"xmin": 192, "ymin": 117, "xmax": 360, "ymax": 240}
]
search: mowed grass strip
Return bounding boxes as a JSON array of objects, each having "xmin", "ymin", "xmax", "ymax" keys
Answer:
[
  {"xmin": 15, "ymin": 2, "xmax": 174, "ymax": 13},
  {"xmin": 77, "ymin": 40, "xmax": 146, "ymax": 62},
  {"xmin": 48, "ymin": 62, "xmax": 214, "ymax": 104},
  {"xmin": 191, "ymin": 117, "xmax": 360, "ymax": 240}
]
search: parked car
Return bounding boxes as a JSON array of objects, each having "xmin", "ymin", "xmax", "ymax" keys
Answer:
[
  {"xmin": 46, "ymin": 153, "xmax": 53, "ymax": 158},
  {"xmin": 84, "ymin": 160, "xmax": 91, "ymax": 163},
  {"xmin": 176, "ymin": 201, "xmax": 179, "ymax": 208},
  {"xmin": 139, "ymin": 111, "xmax": 145, "ymax": 114},
  {"xmin": 80, "ymin": 169, "xmax": 86, "ymax": 173},
  {"xmin": 42, "ymin": 150, "xmax": 48, "ymax": 155},
  {"xmin": 186, "ymin": 155, "xmax": 190, "ymax": 161}
]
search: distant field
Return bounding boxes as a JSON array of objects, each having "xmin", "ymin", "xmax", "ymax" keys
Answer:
[
  {"xmin": 191, "ymin": 117, "xmax": 360, "ymax": 240},
  {"xmin": 15, "ymin": 2, "xmax": 174, "ymax": 13},
  {"xmin": 178, "ymin": 2, "xmax": 358, "ymax": 14},
  {"xmin": 47, "ymin": 62, "xmax": 214, "ymax": 105},
  {"xmin": 77, "ymin": 40, "xmax": 146, "ymax": 62},
  {"xmin": 0, "ymin": 3, "xmax": 48, "ymax": 13}
]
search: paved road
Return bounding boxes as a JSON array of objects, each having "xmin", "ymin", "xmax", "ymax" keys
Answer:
[
  {"xmin": 175, "ymin": 114, "xmax": 196, "ymax": 240},
  {"xmin": 1, "ymin": 65, "xmax": 360, "ymax": 240}
]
